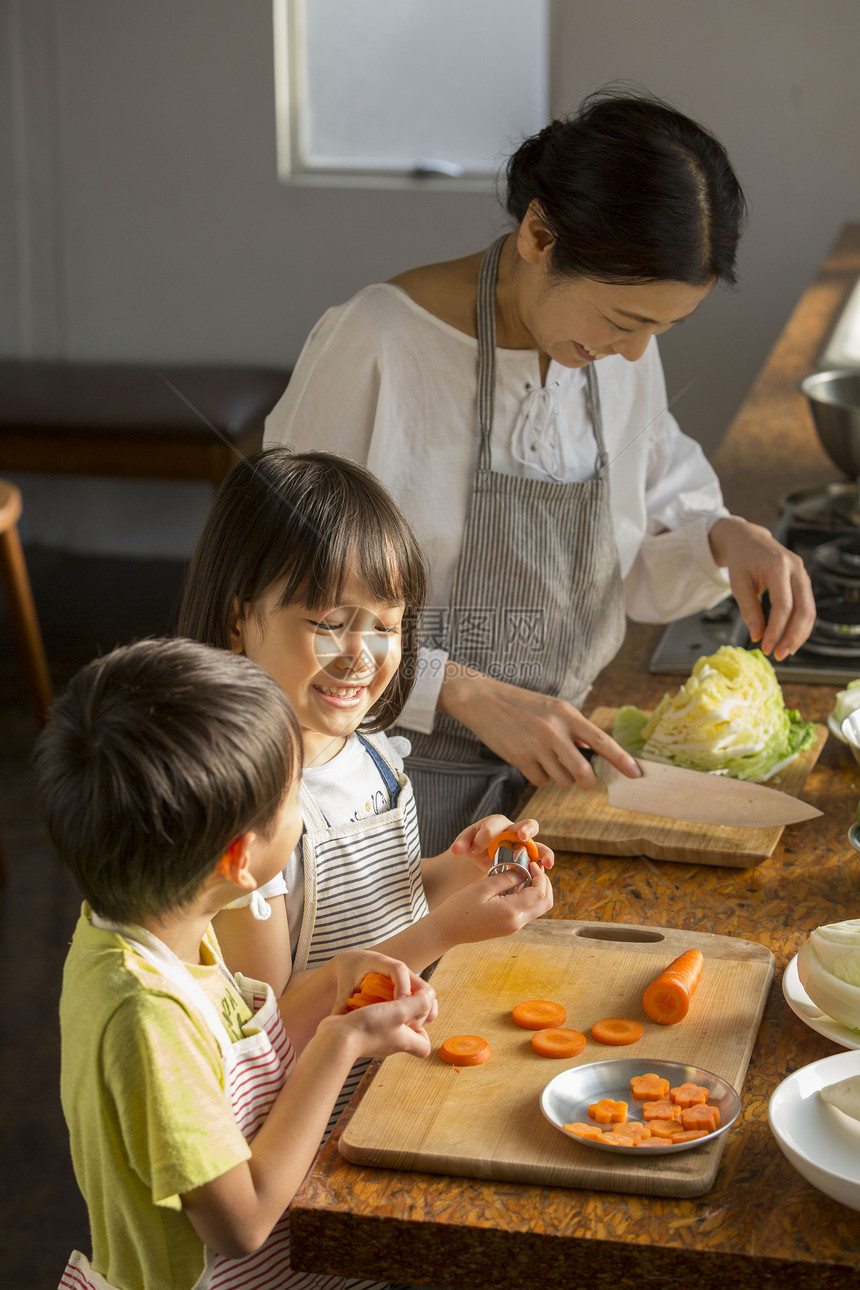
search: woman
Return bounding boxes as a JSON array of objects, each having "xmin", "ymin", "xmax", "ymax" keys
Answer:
[{"xmin": 264, "ymin": 89, "xmax": 815, "ymax": 855}]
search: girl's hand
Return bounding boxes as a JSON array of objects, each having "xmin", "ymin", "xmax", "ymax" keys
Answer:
[
  {"xmin": 432, "ymin": 860, "xmax": 553, "ymax": 948},
  {"xmin": 438, "ymin": 665, "xmax": 640, "ymax": 790},
  {"xmin": 449, "ymin": 814, "xmax": 554, "ymax": 877},
  {"xmin": 708, "ymin": 515, "xmax": 816, "ymax": 660},
  {"xmin": 319, "ymin": 983, "xmax": 438, "ymax": 1060},
  {"xmin": 327, "ymin": 949, "xmax": 427, "ymax": 1015}
]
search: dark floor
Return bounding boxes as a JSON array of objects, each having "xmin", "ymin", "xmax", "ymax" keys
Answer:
[{"xmin": 0, "ymin": 548, "xmax": 189, "ymax": 1288}]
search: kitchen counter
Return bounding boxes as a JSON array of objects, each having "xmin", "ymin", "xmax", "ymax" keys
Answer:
[{"xmin": 290, "ymin": 225, "xmax": 860, "ymax": 1290}]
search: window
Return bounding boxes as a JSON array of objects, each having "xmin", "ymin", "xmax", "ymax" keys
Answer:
[{"xmin": 273, "ymin": 0, "xmax": 550, "ymax": 188}]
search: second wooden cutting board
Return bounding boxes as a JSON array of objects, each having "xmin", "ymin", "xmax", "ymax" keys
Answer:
[
  {"xmin": 523, "ymin": 707, "xmax": 827, "ymax": 867},
  {"xmin": 340, "ymin": 919, "xmax": 775, "ymax": 1197}
]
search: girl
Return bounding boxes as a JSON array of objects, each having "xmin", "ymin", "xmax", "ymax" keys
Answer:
[{"xmin": 178, "ymin": 449, "xmax": 553, "ymax": 1031}]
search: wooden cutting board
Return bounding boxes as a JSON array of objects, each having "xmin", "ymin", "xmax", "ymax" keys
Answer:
[
  {"xmin": 340, "ymin": 919, "xmax": 775, "ymax": 1198},
  {"xmin": 523, "ymin": 707, "xmax": 827, "ymax": 867}
]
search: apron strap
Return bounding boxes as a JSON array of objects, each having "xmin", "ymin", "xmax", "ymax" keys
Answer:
[
  {"xmin": 357, "ymin": 730, "xmax": 402, "ymax": 801},
  {"xmin": 476, "ymin": 235, "xmax": 506, "ymax": 470}
]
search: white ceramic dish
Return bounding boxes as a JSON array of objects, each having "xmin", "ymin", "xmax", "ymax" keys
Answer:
[
  {"xmin": 828, "ymin": 711, "xmax": 848, "ymax": 743},
  {"xmin": 769, "ymin": 1050, "xmax": 860, "ymax": 1210},
  {"xmin": 782, "ymin": 953, "xmax": 860, "ymax": 1050},
  {"xmin": 540, "ymin": 1057, "xmax": 740, "ymax": 1156}
]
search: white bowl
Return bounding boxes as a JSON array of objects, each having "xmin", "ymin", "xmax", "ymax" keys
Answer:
[{"xmin": 769, "ymin": 1051, "xmax": 860, "ymax": 1210}]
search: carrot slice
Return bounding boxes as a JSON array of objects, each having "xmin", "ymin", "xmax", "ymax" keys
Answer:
[
  {"xmin": 641, "ymin": 1099, "xmax": 681, "ymax": 1122},
  {"xmin": 530, "ymin": 1027, "xmax": 586, "ymax": 1058},
  {"xmin": 670, "ymin": 1082, "xmax": 710, "ymax": 1108},
  {"xmin": 669, "ymin": 1128, "xmax": 709, "ymax": 1143},
  {"xmin": 642, "ymin": 948, "xmax": 704, "ymax": 1025},
  {"xmin": 344, "ymin": 991, "xmax": 378, "ymax": 1011},
  {"xmin": 680, "ymin": 1104, "xmax": 720, "ymax": 1133},
  {"xmin": 439, "ymin": 1035, "xmax": 492, "ymax": 1066},
  {"xmin": 630, "ymin": 1073, "xmax": 670, "ymax": 1100},
  {"xmin": 563, "ymin": 1122, "xmax": 606, "ymax": 1142},
  {"xmin": 588, "ymin": 1098, "xmax": 627, "ymax": 1124},
  {"xmin": 647, "ymin": 1118, "xmax": 682, "ymax": 1139},
  {"xmin": 487, "ymin": 829, "xmax": 540, "ymax": 864},
  {"xmin": 359, "ymin": 972, "xmax": 395, "ymax": 1002},
  {"xmin": 512, "ymin": 999, "xmax": 566, "ymax": 1030},
  {"xmin": 590, "ymin": 1017, "xmax": 644, "ymax": 1046},
  {"xmin": 607, "ymin": 1120, "xmax": 650, "ymax": 1139}
]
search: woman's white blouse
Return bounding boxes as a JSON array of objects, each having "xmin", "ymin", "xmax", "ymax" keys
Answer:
[{"xmin": 265, "ymin": 283, "xmax": 732, "ymax": 731}]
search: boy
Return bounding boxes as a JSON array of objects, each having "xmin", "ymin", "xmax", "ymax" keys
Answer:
[{"xmin": 34, "ymin": 637, "xmax": 435, "ymax": 1290}]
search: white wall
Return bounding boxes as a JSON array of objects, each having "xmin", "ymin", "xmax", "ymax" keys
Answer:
[{"xmin": 2, "ymin": 0, "xmax": 859, "ymax": 556}]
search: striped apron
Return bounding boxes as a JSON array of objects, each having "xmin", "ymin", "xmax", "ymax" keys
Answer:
[
  {"xmin": 293, "ymin": 731, "xmax": 429, "ymax": 1128},
  {"xmin": 59, "ymin": 923, "xmax": 344, "ymax": 1290},
  {"xmin": 403, "ymin": 234, "xmax": 626, "ymax": 857}
]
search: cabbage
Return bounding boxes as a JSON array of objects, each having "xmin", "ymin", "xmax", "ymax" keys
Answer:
[
  {"xmin": 798, "ymin": 921, "xmax": 860, "ymax": 1031},
  {"xmin": 613, "ymin": 646, "xmax": 815, "ymax": 782}
]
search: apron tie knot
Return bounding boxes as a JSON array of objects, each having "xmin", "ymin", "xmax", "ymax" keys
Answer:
[{"xmin": 512, "ymin": 384, "xmax": 565, "ymax": 480}]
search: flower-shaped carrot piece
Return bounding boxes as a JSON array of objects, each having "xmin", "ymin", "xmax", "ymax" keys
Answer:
[
  {"xmin": 670, "ymin": 1082, "xmax": 710, "ymax": 1107},
  {"xmin": 563, "ymin": 1122, "xmax": 606, "ymax": 1142},
  {"xmin": 680, "ymin": 1103, "xmax": 720, "ymax": 1133},
  {"xmin": 641, "ymin": 1099, "xmax": 681, "ymax": 1121},
  {"xmin": 647, "ymin": 1118, "xmax": 681, "ymax": 1139},
  {"xmin": 670, "ymin": 1128, "xmax": 709, "ymax": 1144},
  {"xmin": 588, "ymin": 1098, "xmax": 628, "ymax": 1124},
  {"xmin": 608, "ymin": 1120, "xmax": 650, "ymax": 1139},
  {"xmin": 630, "ymin": 1072, "xmax": 670, "ymax": 1100}
]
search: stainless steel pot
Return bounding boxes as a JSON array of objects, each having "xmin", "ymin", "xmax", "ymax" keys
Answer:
[{"xmin": 801, "ymin": 369, "xmax": 860, "ymax": 479}]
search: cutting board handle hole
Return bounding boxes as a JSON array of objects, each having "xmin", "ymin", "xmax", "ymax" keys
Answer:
[{"xmin": 573, "ymin": 926, "xmax": 666, "ymax": 944}]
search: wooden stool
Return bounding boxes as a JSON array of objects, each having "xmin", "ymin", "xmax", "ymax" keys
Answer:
[{"xmin": 0, "ymin": 479, "xmax": 52, "ymax": 726}]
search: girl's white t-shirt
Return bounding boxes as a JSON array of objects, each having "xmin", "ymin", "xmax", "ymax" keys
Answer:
[{"xmin": 257, "ymin": 732, "xmax": 408, "ymax": 951}]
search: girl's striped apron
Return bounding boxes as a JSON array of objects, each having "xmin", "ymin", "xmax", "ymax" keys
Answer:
[
  {"xmin": 58, "ymin": 923, "xmax": 345, "ymax": 1290},
  {"xmin": 402, "ymin": 234, "xmax": 626, "ymax": 857},
  {"xmin": 293, "ymin": 732, "xmax": 429, "ymax": 1129}
]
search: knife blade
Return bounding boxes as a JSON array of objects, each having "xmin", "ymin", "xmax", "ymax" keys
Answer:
[{"xmin": 593, "ymin": 755, "xmax": 822, "ymax": 827}]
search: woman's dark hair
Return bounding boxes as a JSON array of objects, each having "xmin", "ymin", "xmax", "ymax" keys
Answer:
[
  {"xmin": 178, "ymin": 448, "xmax": 428, "ymax": 731},
  {"xmin": 31, "ymin": 637, "xmax": 302, "ymax": 923},
  {"xmin": 505, "ymin": 88, "xmax": 747, "ymax": 286}
]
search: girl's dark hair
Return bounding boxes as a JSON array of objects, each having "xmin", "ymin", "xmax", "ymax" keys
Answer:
[
  {"xmin": 31, "ymin": 637, "xmax": 302, "ymax": 923},
  {"xmin": 178, "ymin": 448, "xmax": 428, "ymax": 731},
  {"xmin": 505, "ymin": 88, "xmax": 747, "ymax": 287}
]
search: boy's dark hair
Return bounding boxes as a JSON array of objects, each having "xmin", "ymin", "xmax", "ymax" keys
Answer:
[
  {"xmin": 506, "ymin": 87, "xmax": 747, "ymax": 287},
  {"xmin": 178, "ymin": 448, "xmax": 428, "ymax": 732},
  {"xmin": 32, "ymin": 637, "xmax": 301, "ymax": 923}
]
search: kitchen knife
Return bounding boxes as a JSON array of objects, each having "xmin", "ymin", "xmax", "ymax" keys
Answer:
[{"xmin": 593, "ymin": 756, "xmax": 822, "ymax": 827}]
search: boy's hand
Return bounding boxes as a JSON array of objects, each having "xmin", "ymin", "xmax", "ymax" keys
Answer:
[
  {"xmin": 319, "ymin": 983, "xmax": 438, "ymax": 1060},
  {"xmin": 327, "ymin": 949, "xmax": 430, "ymax": 1016},
  {"xmin": 432, "ymin": 859, "xmax": 553, "ymax": 948},
  {"xmin": 448, "ymin": 814, "xmax": 554, "ymax": 878}
]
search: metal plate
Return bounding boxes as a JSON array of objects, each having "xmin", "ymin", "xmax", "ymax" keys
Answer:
[{"xmin": 540, "ymin": 1057, "xmax": 741, "ymax": 1155}]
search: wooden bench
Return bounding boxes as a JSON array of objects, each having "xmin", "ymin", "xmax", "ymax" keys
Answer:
[{"xmin": 0, "ymin": 360, "xmax": 291, "ymax": 485}]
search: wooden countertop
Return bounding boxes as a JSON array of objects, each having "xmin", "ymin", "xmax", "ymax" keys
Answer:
[{"xmin": 290, "ymin": 225, "xmax": 860, "ymax": 1290}]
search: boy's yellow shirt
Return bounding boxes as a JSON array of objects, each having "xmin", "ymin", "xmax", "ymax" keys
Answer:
[{"xmin": 60, "ymin": 904, "xmax": 253, "ymax": 1290}]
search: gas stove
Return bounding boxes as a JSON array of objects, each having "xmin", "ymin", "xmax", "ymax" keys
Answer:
[{"xmin": 649, "ymin": 481, "xmax": 860, "ymax": 685}]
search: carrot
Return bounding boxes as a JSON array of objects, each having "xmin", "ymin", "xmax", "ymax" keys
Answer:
[
  {"xmin": 630, "ymin": 1073, "xmax": 670, "ymax": 1100},
  {"xmin": 680, "ymin": 1104, "xmax": 720, "ymax": 1133},
  {"xmin": 670, "ymin": 1082, "xmax": 710, "ymax": 1108},
  {"xmin": 359, "ymin": 972, "xmax": 395, "ymax": 1002},
  {"xmin": 642, "ymin": 947, "xmax": 704, "ymax": 1025},
  {"xmin": 669, "ymin": 1128, "xmax": 709, "ymax": 1144},
  {"xmin": 607, "ymin": 1120, "xmax": 650, "ymax": 1140},
  {"xmin": 646, "ymin": 1118, "xmax": 682, "ymax": 1139},
  {"xmin": 563, "ymin": 1122, "xmax": 606, "ymax": 1142},
  {"xmin": 439, "ymin": 1035, "xmax": 492, "ymax": 1066},
  {"xmin": 512, "ymin": 999, "xmax": 566, "ymax": 1030},
  {"xmin": 590, "ymin": 1017, "xmax": 644, "ymax": 1046},
  {"xmin": 530, "ymin": 1027, "xmax": 586, "ymax": 1058},
  {"xmin": 641, "ymin": 1099, "xmax": 681, "ymax": 1122},
  {"xmin": 344, "ymin": 973, "xmax": 400, "ymax": 1011},
  {"xmin": 487, "ymin": 829, "xmax": 540, "ymax": 864},
  {"xmin": 588, "ymin": 1098, "xmax": 627, "ymax": 1124}
]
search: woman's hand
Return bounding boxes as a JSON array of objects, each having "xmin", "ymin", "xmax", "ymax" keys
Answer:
[
  {"xmin": 448, "ymin": 813, "xmax": 554, "ymax": 878},
  {"xmin": 708, "ymin": 516, "xmax": 816, "ymax": 660},
  {"xmin": 438, "ymin": 664, "xmax": 640, "ymax": 789}
]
